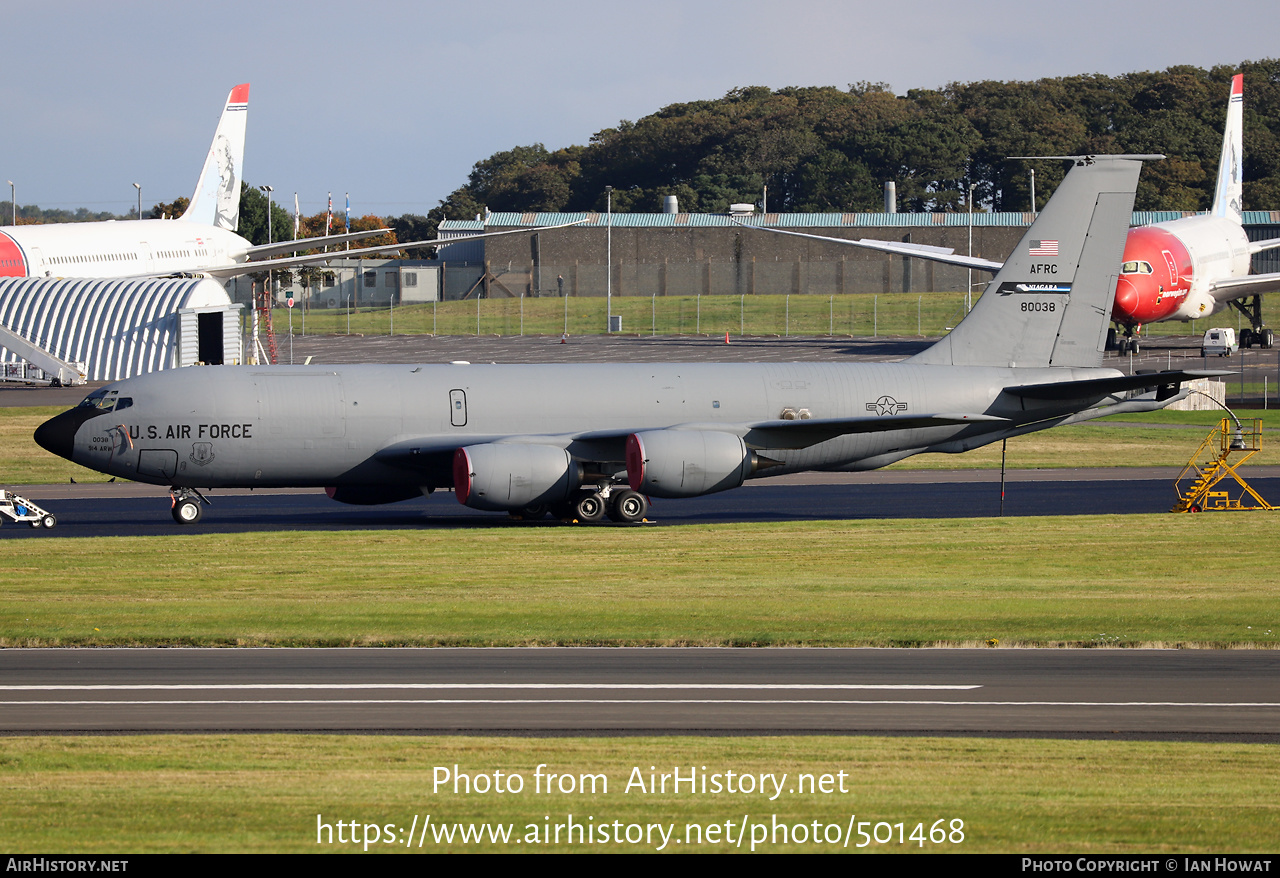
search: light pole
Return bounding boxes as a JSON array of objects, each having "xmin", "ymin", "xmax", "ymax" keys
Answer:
[
  {"xmin": 260, "ymin": 185, "xmax": 274, "ymax": 244},
  {"xmin": 6, "ymin": 181, "xmax": 13, "ymax": 226},
  {"xmin": 605, "ymin": 185, "xmax": 613, "ymax": 333},
  {"xmin": 132, "ymin": 183, "xmax": 141, "ymax": 220},
  {"xmin": 1029, "ymin": 168, "xmax": 1036, "ymax": 218}
]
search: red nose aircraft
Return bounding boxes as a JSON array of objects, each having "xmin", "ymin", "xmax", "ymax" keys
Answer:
[
  {"xmin": 737, "ymin": 74, "xmax": 1280, "ymax": 355},
  {"xmin": 1105, "ymin": 74, "xmax": 1280, "ymax": 353}
]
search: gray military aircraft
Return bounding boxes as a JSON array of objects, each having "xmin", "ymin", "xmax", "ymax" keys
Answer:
[{"xmin": 35, "ymin": 155, "xmax": 1220, "ymax": 525}]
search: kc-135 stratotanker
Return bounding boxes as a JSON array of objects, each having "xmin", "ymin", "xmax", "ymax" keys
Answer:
[{"xmin": 36, "ymin": 155, "xmax": 1225, "ymax": 525}]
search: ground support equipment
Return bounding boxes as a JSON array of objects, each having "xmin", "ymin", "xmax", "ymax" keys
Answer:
[
  {"xmin": 1172, "ymin": 418, "xmax": 1274, "ymax": 512},
  {"xmin": 0, "ymin": 489, "xmax": 57, "ymax": 528}
]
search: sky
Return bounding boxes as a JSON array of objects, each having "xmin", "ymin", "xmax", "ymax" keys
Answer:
[{"xmin": 5, "ymin": 0, "xmax": 1279, "ymax": 221}]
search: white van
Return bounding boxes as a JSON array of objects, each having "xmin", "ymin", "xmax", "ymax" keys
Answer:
[{"xmin": 1201, "ymin": 327, "xmax": 1238, "ymax": 357}]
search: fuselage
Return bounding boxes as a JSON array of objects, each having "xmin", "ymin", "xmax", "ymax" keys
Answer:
[
  {"xmin": 0, "ymin": 221, "xmax": 251, "ymax": 278},
  {"xmin": 37, "ymin": 361, "xmax": 1125, "ymax": 493},
  {"xmin": 1113, "ymin": 212, "xmax": 1253, "ymax": 328}
]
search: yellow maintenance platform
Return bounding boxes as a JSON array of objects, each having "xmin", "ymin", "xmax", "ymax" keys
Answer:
[{"xmin": 1173, "ymin": 418, "xmax": 1273, "ymax": 512}]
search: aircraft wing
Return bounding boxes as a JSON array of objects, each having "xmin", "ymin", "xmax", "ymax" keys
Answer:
[
  {"xmin": 1208, "ymin": 271, "xmax": 1280, "ymax": 301},
  {"xmin": 732, "ymin": 221, "xmax": 1005, "ymax": 272},
  {"xmin": 373, "ymin": 412, "xmax": 1005, "ymax": 472},
  {"xmin": 196, "ymin": 220, "xmax": 587, "ymax": 279},
  {"xmin": 736, "ymin": 413, "xmax": 1004, "ymax": 448},
  {"xmin": 243, "ymin": 229, "xmax": 393, "ymax": 260},
  {"xmin": 1003, "ymin": 370, "xmax": 1231, "ymax": 401}
]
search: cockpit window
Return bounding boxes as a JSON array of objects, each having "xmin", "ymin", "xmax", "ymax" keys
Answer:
[
  {"xmin": 76, "ymin": 390, "xmax": 121, "ymax": 414},
  {"xmin": 1121, "ymin": 261, "xmax": 1154, "ymax": 275}
]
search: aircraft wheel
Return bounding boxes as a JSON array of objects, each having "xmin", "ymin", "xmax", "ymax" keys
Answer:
[
  {"xmin": 607, "ymin": 489, "xmax": 648, "ymax": 523},
  {"xmin": 172, "ymin": 498, "xmax": 203, "ymax": 525},
  {"xmin": 509, "ymin": 504, "xmax": 550, "ymax": 521},
  {"xmin": 574, "ymin": 493, "xmax": 606, "ymax": 523},
  {"xmin": 1106, "ymin": 328, "xmax": 1117, "ymax": 350},
  {"xmin": 1117, "ymin": 338, "xmax": 1129, "ymax": 355},
  {"xmin": 1261, "ymin": 328, "xmax": 1275, "ymax": 349},
  {"xmin": 1130, "ymin": 340, "xmax": 1140, "ymax": 355},
  {"xmin": 41, "ymin": 515, "xmax": 56, "ymax": 528},
  {"xmin": 549, "ymin": 501, "xmax": 575, "ymax": 521},
  {"xmin": 1241, "ymin": 329, "xmax": 1254, "ymax": 348}
]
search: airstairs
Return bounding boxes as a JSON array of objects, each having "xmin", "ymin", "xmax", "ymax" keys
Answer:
[
  {"xmin": 0, "ymin": 323, "xmax": 86, "ymax": 386},
  {"xmin": 1172, "ymin": 418, "xmax": 1273, "ymax": 512}
]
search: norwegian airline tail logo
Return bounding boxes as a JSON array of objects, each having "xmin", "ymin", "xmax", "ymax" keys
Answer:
[{"xmin": 182, "ymin": 84, "xmax": 249, "ymax": 231}]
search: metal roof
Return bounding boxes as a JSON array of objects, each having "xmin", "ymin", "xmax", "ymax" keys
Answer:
[{"xmin": 0, "ymin": 277, "xmax": 231, "ymax": 381}]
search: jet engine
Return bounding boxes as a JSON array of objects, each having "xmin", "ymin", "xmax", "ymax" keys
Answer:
[
  {"xmin": 626, "ymin": 430, "xmax": 754, "ymax": 498},
  {"xmin": 453, "ymin": 443, "xmax": 582, "ymax": 511}
]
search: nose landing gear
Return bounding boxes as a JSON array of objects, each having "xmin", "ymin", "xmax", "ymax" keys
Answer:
[{"xmin": 170, "ymin": 487, "xmax": 209, "ymax": 524}]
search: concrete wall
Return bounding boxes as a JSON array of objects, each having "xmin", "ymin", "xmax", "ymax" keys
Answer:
[{"xmin": 479, "ymin": 224, "xmax": 1024, "ymax": 298}]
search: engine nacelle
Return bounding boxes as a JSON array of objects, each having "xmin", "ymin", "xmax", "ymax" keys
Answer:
[
  {"xmin": 453, "ymin": 443, "xmax": 581, "ymax": 511},
  {"xmin": 626, "ymin": 430, "xmax": 752, "ymax": 498}
]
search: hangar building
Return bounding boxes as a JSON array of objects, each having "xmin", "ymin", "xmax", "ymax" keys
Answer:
[
  {"xmin": 438, "ymin": 210, "xmax": 1280, "ymax": 299},
  {"xmin": 0, "ymin": 277, "xmax": 242, "ymax": 382}
]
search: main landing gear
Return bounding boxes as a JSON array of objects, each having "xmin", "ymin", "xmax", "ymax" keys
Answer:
[
  {"xmin": 1108, "ymin": 326, "xmax": 1142, "ymax": 355},
  {"xmin": 509, "ymin": 484, "xmax": 650, "ymax": 525},
  {"xmin": 170, "ymin": 487, "xmax": 209, "ymax": 525},
  {"xmin": 1231, "ymin": 295, "xmax": 1274, "ymax": 349}
]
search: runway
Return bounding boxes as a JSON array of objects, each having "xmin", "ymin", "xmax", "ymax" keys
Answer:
[{"xmin": 2, "ymin": 648, "xmax": 1276, "ymax": 739}]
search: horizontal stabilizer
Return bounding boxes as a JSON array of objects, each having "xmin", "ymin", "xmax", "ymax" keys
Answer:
[
  {"xmin": 1247, "ymin": 236, "xmax": 1280, "ymax": 255},
  {"xmin": 1004, "ymin": 370, "xmax": 1230, "ymax": 401}
]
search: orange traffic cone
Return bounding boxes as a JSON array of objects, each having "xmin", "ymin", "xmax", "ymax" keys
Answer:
[{"xmin": 724, "ymin": 331, "xmax": 731, "ymax": 344}]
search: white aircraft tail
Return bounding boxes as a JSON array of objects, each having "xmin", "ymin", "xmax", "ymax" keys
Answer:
[
  {"xmin": 1211, "ymin": 74, "xmax": 1244, "ymax": 224},
  {"xmin": 912, "ymin": 155, "xmax": 1149, "ymax": 369},
  {"xmin": 180, "ymin": 84, "xmax": 249, "ymax": 231}
]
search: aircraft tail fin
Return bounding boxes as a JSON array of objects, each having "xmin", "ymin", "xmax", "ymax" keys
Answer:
[
  {"xmin": 1211, "ymin": 74, "xmax": 1244, "ymax": 224},
  {"xmin": 911, "ymin": 155, "xmax": 1149, "ymax": 369},
  {"xmin": 180, "ymin": 84, "xmax": 249, "ymax": 231}
]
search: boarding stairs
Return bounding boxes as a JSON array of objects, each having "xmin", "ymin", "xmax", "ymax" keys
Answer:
[
  {"xmin": 0, "ymin": 323, "xmax": 86, "ymax": 386},
  {"xmin": 1172, "ymin": 418, "xmax": 1273, "ymax": 512}
]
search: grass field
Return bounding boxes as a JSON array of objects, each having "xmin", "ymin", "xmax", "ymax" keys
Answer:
[
  {"xmin": 286, "ymin": 290, "xmax": 1254, "ymax": 341},
  {"xmin": 1, "ymin": 735, "xmax": 1275, "ymax": 853},
  {"xmin": 3, "ymin": 515, "xmax": 1277, "ymax": 648}
]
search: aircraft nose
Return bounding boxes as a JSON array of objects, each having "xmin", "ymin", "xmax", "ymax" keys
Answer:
[
  {"xmin": 34, "ymin": 408, "xmax": 93, "ymax": 461},
  {"xmin": 1112, "ymin": 277, "xmax": 1140, "ymax": 322}
]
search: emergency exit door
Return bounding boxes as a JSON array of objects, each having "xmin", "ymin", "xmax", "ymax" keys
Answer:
[{"xmin": 449, "ymin": 389, "xmax": 467, "ymax": 426}]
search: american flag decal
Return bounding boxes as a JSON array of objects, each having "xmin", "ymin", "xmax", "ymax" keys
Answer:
[{"xmin": 1029, "ymin": 240, "xmax": 1059, "ymax": 256}]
